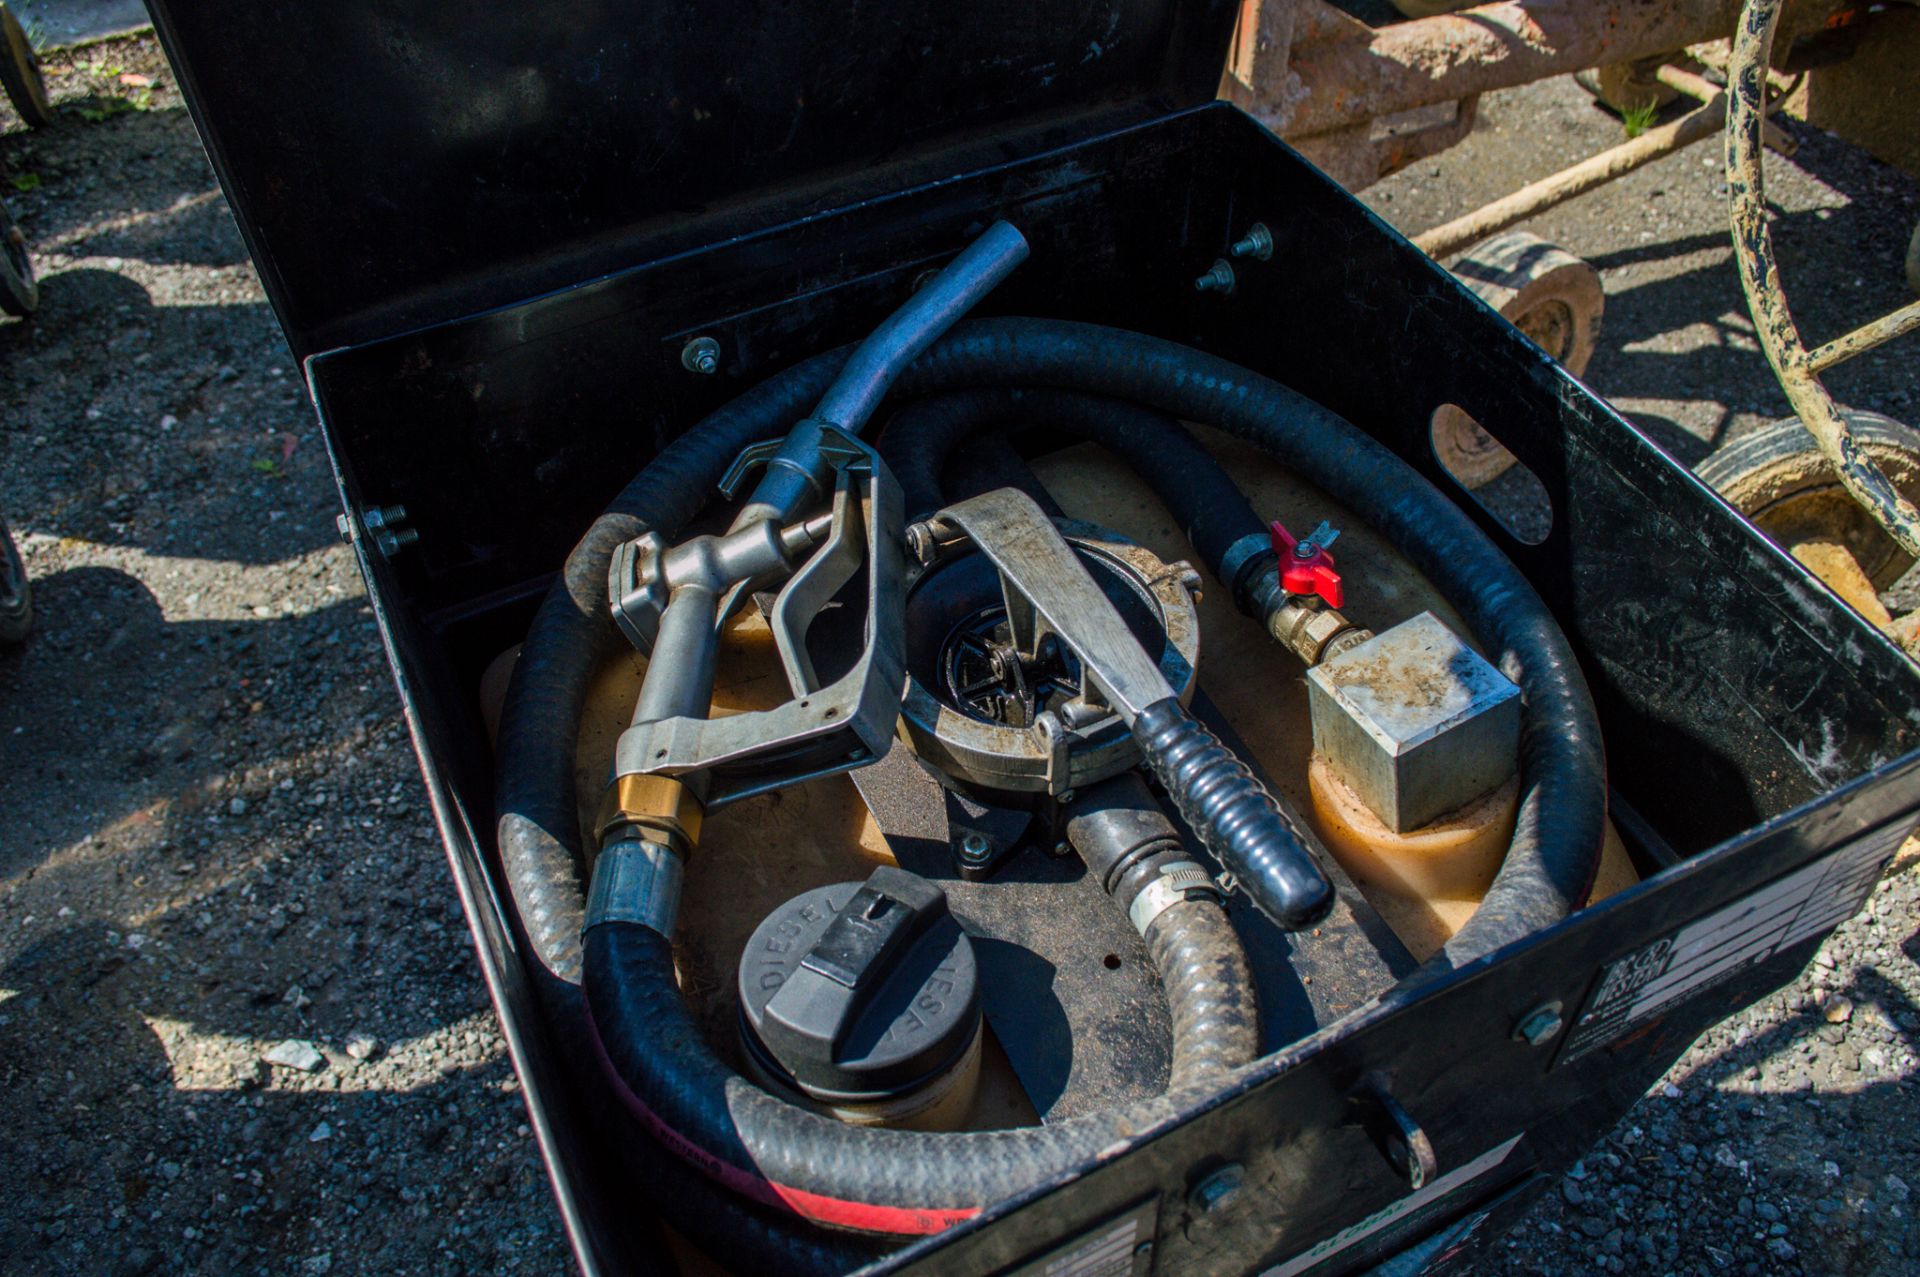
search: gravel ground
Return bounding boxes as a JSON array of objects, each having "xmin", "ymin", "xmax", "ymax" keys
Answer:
[
  {"xmin": 0, "ymin": 34, "xmax": 1915, "ymax": 1277},
  {"xmin": 0, "ymin": 40, "xmax": 559, "ymax": 1277},
  {"xmin": 1363, "ymin": 74, "xmax": 1920, "ymax": 1277}
]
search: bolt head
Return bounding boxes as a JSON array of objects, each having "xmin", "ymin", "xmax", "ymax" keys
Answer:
[
  {"xmin": 1189, "ymin": 1164, "xmax": 1244, "ymax": 1214},
  {"xmin": 1193, "ymin": 260, "xmax": 1236, "ymax": 295},
  {"xmin": 905, "ymin": 523, "xmax": 941, "ymax": 567},
  {"xmin": 1231, "ymin": 223, "xmax": 1274, "ymax": 261},
  {"xmin": 1515, "ymin": 1002, "xmax": 1565, "ymax": 1046},
  {"xmin": 958, "ymin": 832, "xmax": 991, "ymax": 862},
  {"xmin": 681, "ymin": 336, "xmax": 722, "ymax": 375}
]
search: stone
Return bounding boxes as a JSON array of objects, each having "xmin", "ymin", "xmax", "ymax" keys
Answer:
[{"xmin": 263, "ymin": 1040, "xmax": 325, "ymax": 1073}]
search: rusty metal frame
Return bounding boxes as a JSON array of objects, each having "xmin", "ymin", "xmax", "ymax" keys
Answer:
[
  {"xmin": 1727, "ymin": 0, "xmax": 1920, "ymax": 559},
  {"xmin": 1223, "ymin": 0, "xmax": 1843, "ymax": 191},
  {"xmin": 1409, "ymin": 64, "xmax": 1797, "ymax": 262}
]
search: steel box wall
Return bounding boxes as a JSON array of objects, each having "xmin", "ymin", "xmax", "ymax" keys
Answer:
[{"xmin": 305, "ymin": 103, "xmax": 1920, "ymax": 1274}]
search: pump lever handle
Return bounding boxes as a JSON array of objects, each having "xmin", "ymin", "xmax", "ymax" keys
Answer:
[
  {"xmin": 1133, "ymin": 698, "xmax": 1334, "ymax": 932},
  {"xmin": 924, "ymin": 488, "xmax": 1334, "ymax": 932}
]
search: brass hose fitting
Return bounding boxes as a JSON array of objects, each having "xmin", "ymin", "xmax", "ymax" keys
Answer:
[{"xmin": 597, "ymin": 773, "xmax": 705, "ymax": 857}]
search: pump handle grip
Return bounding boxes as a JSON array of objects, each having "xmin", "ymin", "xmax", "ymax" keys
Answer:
[{"xmin": 1134, "ymin": 698, "xmax": 1334, "ymax": 931}]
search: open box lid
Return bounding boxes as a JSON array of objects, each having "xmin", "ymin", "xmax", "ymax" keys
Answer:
[{"xmin": 145, "ymin": 0, "xmax": 1240, "ymax": 360}]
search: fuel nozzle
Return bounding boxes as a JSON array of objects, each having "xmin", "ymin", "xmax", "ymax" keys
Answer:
[
  {"xmin": 601, "ymin": 222, "xmax": 1027, "ymax": 820},
  {"xmin": 729, "ymin": 220, "xmax": 1029, "ymax": 531}
]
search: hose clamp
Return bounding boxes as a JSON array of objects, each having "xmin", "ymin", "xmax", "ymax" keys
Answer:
[
  {"xmin": 584, "ymin": 839, "xmax": 686, "ymax": 936},
  {"xmin": 1127, "ymin": 860, "xmax": 1222, "ymax": 936},
  {"xmin": 1220, "ymin": 535, "xmax": 1276, "ymax": 612}
]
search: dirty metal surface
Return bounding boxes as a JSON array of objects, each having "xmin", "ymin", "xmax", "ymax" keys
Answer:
[
  {"xmin": 1191, "ymin": 692, "xmax": 1416, "ymax": 1037},
  {"xmin": 852, "ymin": 743, "xmax": 1174, "ymax": 1121}
]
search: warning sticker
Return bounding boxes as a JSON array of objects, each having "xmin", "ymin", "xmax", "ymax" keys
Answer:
[{"xmin": 1559, "ymin": 818, "xmax": 1913, "ymax": 1067}]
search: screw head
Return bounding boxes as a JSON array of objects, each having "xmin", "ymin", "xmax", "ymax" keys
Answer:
[
  {"xmin": 1514, "ymin": 1001, "xmax": 1565, "ymax": 1047},
  {"xmin": 1230, "ymin": 223, "xmax": 1274, "ymax": 261},
  {"xmin": 681, "ymin": 335, "xmax": 721, "ymax": 375},
  {"xmin": 1193, "ymin": 260, "xmax": 1236, "ymax": 295},
  {"xmin": 1188, "ymin": 1164, "xmax": 1244, "ymax": 1214},
  {"xmin": 958, "ymin": 832, "xmax": 992, "ymax": 864}
]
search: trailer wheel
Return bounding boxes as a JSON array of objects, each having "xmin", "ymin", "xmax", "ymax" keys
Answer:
[
  {"xmin": 1697, "ymin": 410, "xmax": 1920, "ymax": 594},
  {"xmin": 0, "ymin": 5, "xmax": 51, "ymax": 129},
  {"xmin": 1573, "ymin": 57, "xmax": 1681, "ymax": 116},
  {"xmin": 0, "ymin": 196, "xmax": 35, "ymax": 316},
  {"xmin": 0, "ymin": 516, "xmax": 31, "ymax": 645},
  {"xmin": 1435, "ymin": 231, "xmax": 1603, "ymax": 487}
]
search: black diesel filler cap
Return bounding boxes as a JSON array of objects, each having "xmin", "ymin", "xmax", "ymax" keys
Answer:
[{"xmin": 739, "ymin": 866, "xmax": 980, "ymax": 1104}]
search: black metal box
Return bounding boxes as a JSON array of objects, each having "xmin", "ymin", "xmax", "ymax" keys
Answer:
[{"xmin": 146, "ymin": 2, "xmax": 1920, "ymax": 1272}]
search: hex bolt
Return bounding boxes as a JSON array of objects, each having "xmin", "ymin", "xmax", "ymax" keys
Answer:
[
  {"xmin": 1188, "ymin": 1164, "xmax": 1244, "ymax": 1214},
  {"xmin": 681, "ymin": 335, "xmax": 722, "ymax": 375},
  {"xmin": 377, "ymin": 527, "xmax": 421, "ymax": 556},
  {"xmin": 1193, "ymin": 260, "xmax": 1236, "ymax": 295},
  {"xmin": 1230, "ymin": 222, "xmax": 1274, "ymax": 261},
  {"xmin": 352, "ymin": 505, "xmax": 418, "ymax": 558},
  {"xmin": 1513, "ymin": 1001, "xmax": 1565, "ymax": 1047},
  {"xmin": 957, "ymin": 832, "xmax": 992, "ymax": 866}
]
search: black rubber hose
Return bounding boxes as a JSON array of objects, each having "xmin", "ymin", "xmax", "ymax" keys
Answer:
[
  {"xmin": 493, "ymin": 345, "xmax": 867, "ymax": 1272},
  {"xmin": 880, "ymin": 390, "xmax": 1020, "ymax": 520},
  {"xmin": 880, "ymin": 389, "xmax": 1263, "ymax": 580},
  {"xmin": 584, "ymin": 914, "xmax": 1237, "ymax": 1231},
  {"xmin": 503, "ymin": 318, "xmax": 1603, "ymax": 1241},
  {"xmin": 880, "ymin": 321, "xmax": 1605, "ymax": 963},
  {"xmin": 1147, "ymin": 902, "xmax": 1257, "ymax": 1084},
  {"xmin": 1064, "ymin": 773, "xmax": 1258, "ymax": 1082},
  {"xmin": 940, "ymin": 429, "xmax": 1066, "ymax": 519}
]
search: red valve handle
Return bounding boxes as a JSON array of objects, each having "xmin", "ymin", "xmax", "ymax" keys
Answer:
[{"xmin": 1269, "ymin": 520, "xmax": 1344, "ymax": 609}]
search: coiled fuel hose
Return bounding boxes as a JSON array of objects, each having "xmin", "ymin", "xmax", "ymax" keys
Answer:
[{"xmin": 494, "ymin": 317, "xmax": 1607, "ymax": 1261}]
